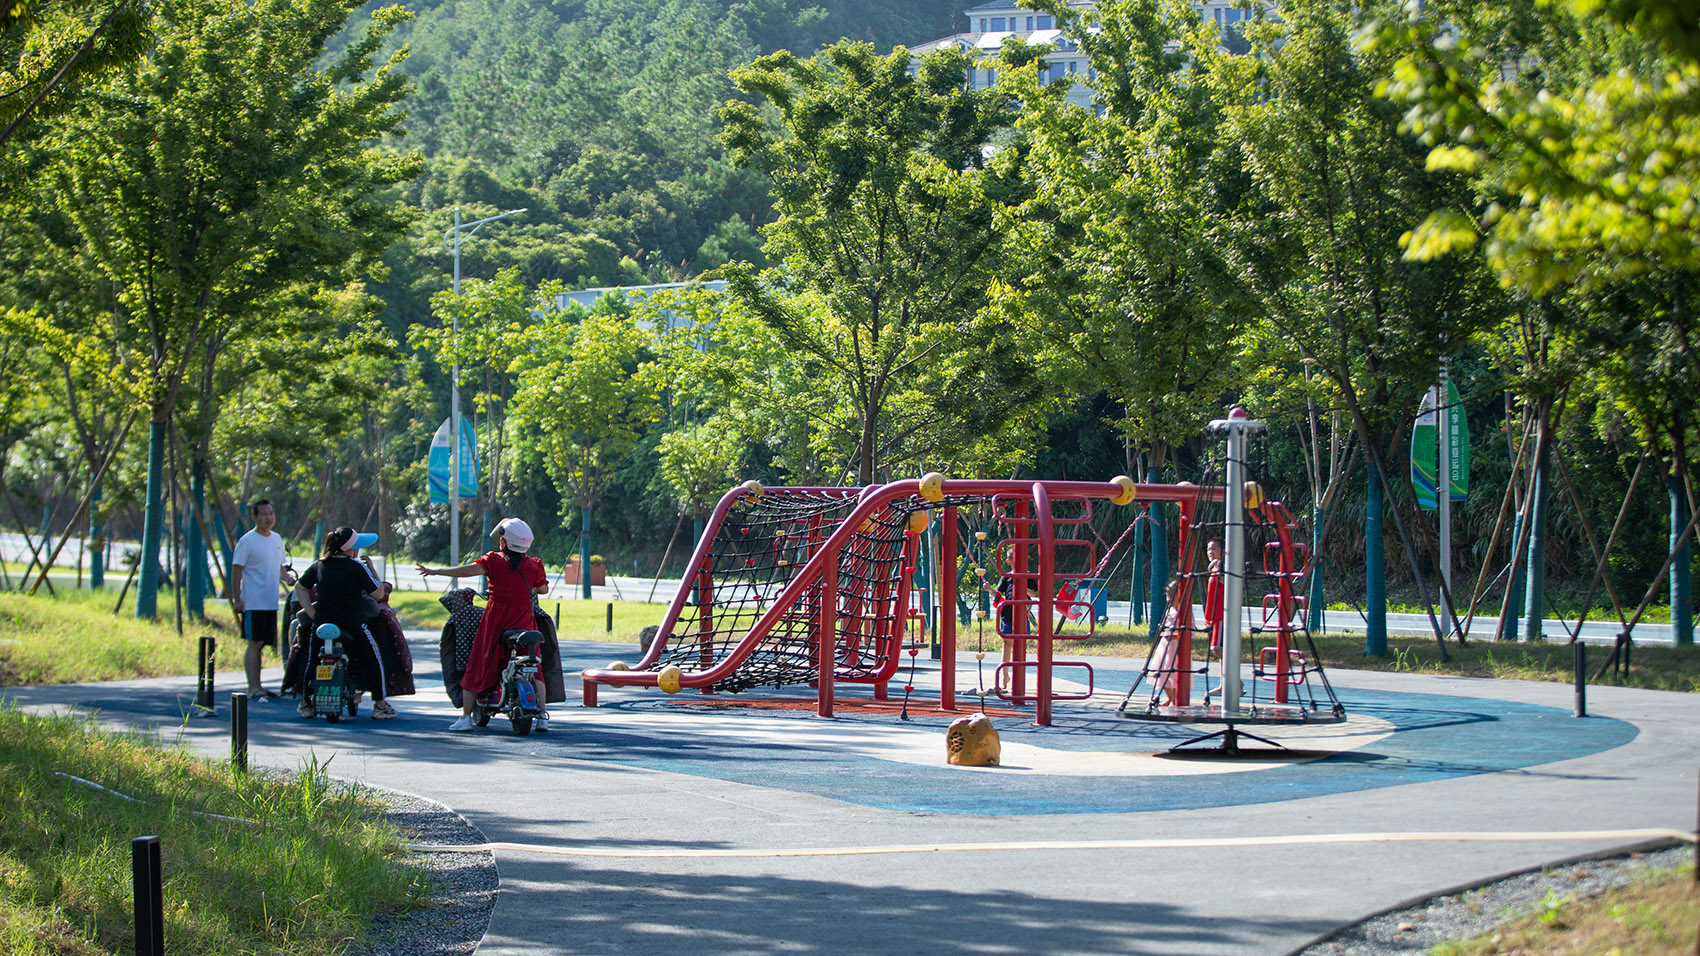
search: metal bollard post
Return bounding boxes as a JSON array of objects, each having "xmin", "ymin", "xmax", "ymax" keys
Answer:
[
  {"xmin": 231, "ymin": 692, "xmax": 248, "ymax": 772},
  {"xmin": 195, "ymin": 636, "xmax": 216, "ymax": 712},
  {"xmin": 1572, "ymin": 642, "xmax": 1586, "ymax": 717},
  {"xmin": 606, "ymin": 602, "xmax": 613, "ymax": 634},
  {"xmin": 132, "ymin": 835, "xmax": 164, "ymax": 956}
]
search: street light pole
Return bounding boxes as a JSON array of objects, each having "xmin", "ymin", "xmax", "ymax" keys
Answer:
[{"xmin": 443, "ymin": 206, "xmax": 525, "ymax": 566}]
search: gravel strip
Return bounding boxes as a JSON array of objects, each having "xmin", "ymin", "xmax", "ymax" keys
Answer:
[
  {"xmin": 1292, "ymin": 843, "xmax": 1693, "ymax": 955},
  {"xmin": 347, "ymin": 789, "xmax": 497, "ymax": 956}
]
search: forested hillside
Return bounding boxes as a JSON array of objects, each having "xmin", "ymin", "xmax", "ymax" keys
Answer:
[{"xmin": 362, "ymin": 0, "xmax": 965, "ymax": 370}]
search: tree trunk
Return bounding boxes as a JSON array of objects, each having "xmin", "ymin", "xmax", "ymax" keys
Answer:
[
  {"xmin": 1671, "ymin": 471, "xmax": 1693, "ymax": 646},
  {"xmin": 135, "ymin": 417, "xmax": 166, "ymax": 620},
  {"xmin": 1522, "ymin": 428, "xmax": 1552, "ymax": 642},
  {"xmin": 1365, "ymin": 456, "xmax": 1387, "ymax": 656}
]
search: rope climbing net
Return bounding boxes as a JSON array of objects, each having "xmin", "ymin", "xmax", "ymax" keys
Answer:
[{"xmin": 1122, "ymin": 427, "xmax": 1345, "ymax": 722}]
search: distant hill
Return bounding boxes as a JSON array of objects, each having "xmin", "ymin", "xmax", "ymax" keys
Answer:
[{"xmin": 376, "ymin": 0, "xmax": 967, "ymax": 178}]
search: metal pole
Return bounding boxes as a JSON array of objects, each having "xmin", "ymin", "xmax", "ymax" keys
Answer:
[
  {"xmin": 1221, "ymin": 416, "xmax": 1247, "ymax": 713},
  {"xmin": 1572, "ymin": 642, "xmax": 1586, "ymax": 717},
  {"xmin": 1438, "ymin": 356, "xmax": 1454, "ymax": 639},
  {"xmin": 231, "ymin": 692, "xmax": 248, "ymax": 771},
  {"xmin": 132, "ymin": 835, "xmax": 164, "ymax": 956},
  {"xmin": 195, "ymin": 635, "xmax": 215, "ymax": 711},
  {"xmin": 450, "ymin": 207, "xmax": 461, "ymax": 568}
]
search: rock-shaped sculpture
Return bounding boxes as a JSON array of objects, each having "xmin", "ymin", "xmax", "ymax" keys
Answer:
[{"xmin": 945, "ymin": 713, "xmax": 1000, "ymax": 766}]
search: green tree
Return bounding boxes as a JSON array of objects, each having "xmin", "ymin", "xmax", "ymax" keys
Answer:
[
  {"xmin": 1199, "ymin": 0, "xmax": 1491, "ymax": 655},
  {"xmin": 1379, "ymin": 0, "xmax": 1700, "ymax": 643},
  {"xmin": 37, "ymin": 0, "xmax": 421, "ymax": 617},
  {"xmin": 717, "ymin": 41, "xmax": 1040, "ymax": 484},
  {"xmin": 509, "ymin": 303, "xmax": 662, "ymax": 593},
  {"xmin": 0, "ymin": 0, "xmax": 148, "ymax": 155}
]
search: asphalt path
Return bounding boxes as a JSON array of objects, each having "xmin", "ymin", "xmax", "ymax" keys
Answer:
[{"xmin": 5, "ymin": 631, "xmax": 1697, "ymax": 956}]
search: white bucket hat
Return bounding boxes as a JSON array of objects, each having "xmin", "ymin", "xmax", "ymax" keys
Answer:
[{"xmin": 492, "ymin": 517, "xmax": 534, "ymax": 552}]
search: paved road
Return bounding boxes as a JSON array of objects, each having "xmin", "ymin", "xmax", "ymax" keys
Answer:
[{"xmin": 5, "ymin": 635, "xmax": 1695, "ymax": 955}]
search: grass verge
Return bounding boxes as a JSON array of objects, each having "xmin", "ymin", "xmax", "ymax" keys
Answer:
[
  {"xmin": 387, "ymin": 589, "xmax": 662, "ymax": 645},
  {"xmin": 0, "ymin": 703, "xmax": 429, "ymax": 955},
  {"xmin": 0, "ymin": 590, "xmax": 252, "ymax": 687},
  {"xmin": 1431, "ymin": 863, "xmax": 1697, "ymax": 955},
  {"xmin": 999, "ymin": 622, "xmax": 1700, "ymax": 693}
]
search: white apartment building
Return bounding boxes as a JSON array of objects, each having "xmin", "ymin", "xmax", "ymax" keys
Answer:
[{"xmin": 911, "ymin": 1, "xmax": 1259, "ymax": 107}]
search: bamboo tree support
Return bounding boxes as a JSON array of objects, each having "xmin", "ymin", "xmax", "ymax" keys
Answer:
[
  {"xmin": 28, "ymin": 415, "xmax": 137, "ymax": 588},
  {"xmin": 1552, "ymin": 447, "xmax": 1644, "ymax": 642},
  {"xmin": 1361, "ymin": 435, "xmax": 1452, "ymax": 661},
  {"xmin": 1495, "ymin": 396, "xmax": 1560, "ymax": 643},
  {"xmin": 647, "ymin": 514, "xmax": 686, "ymax": 603},
  {"xmin": 1593, "ymin": 508, "xmax": 1700, "ymax": 680},
  {"xmin": 174, "ymin": 458, "xmax": 235, "ymax": 617},
  {"xmin": 112, "ymin": 553, "xmax": 140, "ymax": 615},
  {"xmin": 4, "ymin": 490, "xmax": 57, "ymax": 595},
  {"xmin": 1461, "ymin": 413, "xmax": 1534, "ymax": 638}
]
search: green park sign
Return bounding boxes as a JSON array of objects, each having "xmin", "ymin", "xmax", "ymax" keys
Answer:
[{"xmin": 1411, "ymin": 380, "xmax": 1468, "ymax": 510}]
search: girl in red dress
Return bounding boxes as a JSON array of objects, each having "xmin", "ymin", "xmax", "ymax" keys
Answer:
[{"xmin": 417, "ymin": 517, "xmax": 550, "ymax": 732}]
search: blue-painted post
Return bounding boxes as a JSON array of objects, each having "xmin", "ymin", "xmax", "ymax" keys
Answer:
[
  {"xmin": 1523, "ymin": 446, "xmax": 1551, "ymax": 643},
  {"xmin": 185, "ymin": 466, "xmax": 205, "ymax": 619},
  {"xmin": 1501, "ymin": 510, "xmax": 1526, "ymax": 641},
  {"xmin": 213, "ymin": 510, "xmax": 234, "ymax": 594},
  {"xmin": 1671, "ymin": 476, "xmax": 1693, "ymax": 646},
  {"xmin": 580, "ymin": 507, "xmax": 592, "ymax": 600},
  {"xmin": 135, "ymin": 421, "xmax": 165, "ymax": 619},
  {"xmin": 89, "ymin": 482, "xmax": 105, "ymax": 589},
  {"xmin": 1129, "ymin": 508, "xmax": 1145, "ymax": 626},
  {"xmin": 1365, "ymin": 458, "xmax": 1387, "ymax": 657},
  {"xmin": 1148, "ymin": 503, "xmax": 1168, "ymax": 627}
]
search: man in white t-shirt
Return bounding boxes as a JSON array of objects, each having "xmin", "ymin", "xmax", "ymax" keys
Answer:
[{"xmin": 231, "ymin": 499, "xmax": 296, "ymax": 699}]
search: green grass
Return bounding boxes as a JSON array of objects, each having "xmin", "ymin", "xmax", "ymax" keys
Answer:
[
  {"xmin": 0, "ymin": 589, "xmax": 254, "ymax": 687},
  {"xmin": 0, "ymin": 704, "xmax": 430, "ymax": 955},
  {"xmin": 387, "ymin": 589, "xmax": 663, "ymax": 644},
  {"xmin": 1325, "ymin": 599, "xmax": 1678, "ymax": 625},
  {"xmin": 1429, "ymin": 862, "xmax": 1697, "ymax": 955},
  {"xmin": 1032, "ymin": 620, "xmax": 1700, "ymax": 693}
]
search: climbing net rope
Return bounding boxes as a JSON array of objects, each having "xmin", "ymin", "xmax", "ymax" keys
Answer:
[
  {"xmin": 1123, "ymin": 435, "xmax": 1344, "ymax": 718},
  {"xmin": 644, "ymin": 488, "xmax": 1131, "ymax": 695}
]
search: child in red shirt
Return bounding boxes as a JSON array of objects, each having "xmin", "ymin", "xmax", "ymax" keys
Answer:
[{"xmin": 417, "ymin": 517, "xmax": 549, "ymax": 732}]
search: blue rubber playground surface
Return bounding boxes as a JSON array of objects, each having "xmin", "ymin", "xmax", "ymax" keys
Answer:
[{"xmin": 565, "ymin": 650, "xmax": 1639, "ymax": 816}]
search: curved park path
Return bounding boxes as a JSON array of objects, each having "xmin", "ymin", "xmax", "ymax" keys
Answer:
[{"xmin": 6, "ymin": 635, "xmax": 1697, "ymax": 956}]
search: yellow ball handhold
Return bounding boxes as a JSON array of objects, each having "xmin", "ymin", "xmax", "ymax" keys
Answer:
[
  {"xmin": 1177, "ymin": 480, "xmax": 1196, "ymax": 487},
  {"xmin": 1110, "ymin": 474, "xmax": 1137, "ymax": 505},
  {"xmin": 918, "ymin": 472, "xmax": 946, "ymax": 502},
  {"xmin": 741, "ymin": 479, "xmax": 765, "ymax": 497},
  {"xmin": 974, "ymin": 566, "xmax": 986, "ymax": 576},
  {"xmin": 657, "ymin": 664, "xmax": 683, "ymax": 694},
  {"xmin": 1244, "ymin": 480, "xmax": 1265, "ymax": 510},
  {"xmin": 908, "ymin": 510, "xmax": 930, "ymax": 533},
  {"xmin": 973, "ymin": 530, "xmax": 988, "ymax": 541},
  {"xmin": 608, "ymin": 661, "xmax": 631, "ymax": 671}
]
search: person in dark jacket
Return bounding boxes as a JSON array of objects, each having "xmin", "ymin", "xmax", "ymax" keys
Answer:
[{"xmin": 294, "ymin": 527, "xmax": 397, "ymax": 719}]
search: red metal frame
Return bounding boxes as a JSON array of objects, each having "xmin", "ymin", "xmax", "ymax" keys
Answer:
[{"xmin": 580, "ymin": 478, "xmax": 1230, "ymax": 724}]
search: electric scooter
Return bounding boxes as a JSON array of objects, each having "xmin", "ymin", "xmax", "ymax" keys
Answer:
[
  {"xmin": 471, "ymin": 629, "xmax": 546, "ymax": 735},
  {"xmin": 302, "ymin": 622, "xmax": 361, "ymax": 723}
]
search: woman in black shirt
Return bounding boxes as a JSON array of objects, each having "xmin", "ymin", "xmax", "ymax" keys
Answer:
[{"xmin": 295, "ymin": 527, "xmax": 397, "ymax": 719}]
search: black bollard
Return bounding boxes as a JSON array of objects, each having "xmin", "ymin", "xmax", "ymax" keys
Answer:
[
  {"xmin": 132, "ymin": 835, "xmax": 164, "ymax": 956},
  {"xmin": 1572, "ymin": 642, "xmax": 1586, "ymax": 717},
  {"xmin": 231, "ymin": 692, "xmax": 248, "ymax": 772},
  {"xmin": 195, "ymin": 636, "xmax": 216, "ymax": 712},
  {"xmin": 606, "ymin": 602, "xmax": 613, "ymax": 633}
]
